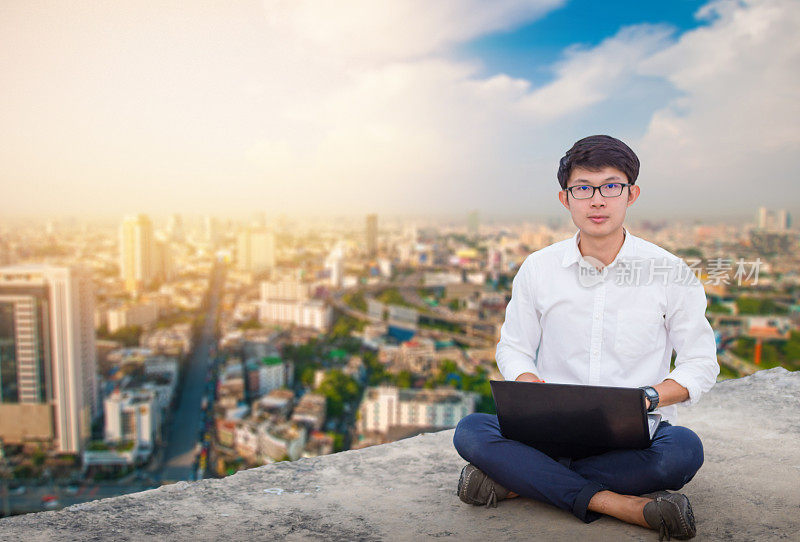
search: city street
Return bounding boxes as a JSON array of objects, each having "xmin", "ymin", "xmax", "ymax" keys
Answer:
[
  {"xmin": 1, "ymin": 481, "xmax": 157, "ymax": 516},
  {"xmin": 159, "ymin": 266, "xmax": 224, "ymax": 482}
]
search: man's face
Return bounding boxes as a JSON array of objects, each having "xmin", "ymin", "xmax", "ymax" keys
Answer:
[{"xmin": 557, "ymin": 165, "xmax": 640, "ymax": 240}]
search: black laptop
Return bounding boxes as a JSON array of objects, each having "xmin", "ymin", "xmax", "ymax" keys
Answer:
[{"xmin": 489, "ymin": 380, "xmax": 662, "ymax": 460}]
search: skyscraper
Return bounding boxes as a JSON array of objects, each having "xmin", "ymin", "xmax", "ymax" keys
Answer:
[
  {"xmin": 776, "ymin": 209, "xmax": 791, "ymax": 231},
  {"xmin": 166, "ymin": 213, "xmax": 185, "ymax": 243},
  {"xmin": 756, "ymin": 207, "xmax": 792, "ymax": 232},
  {"xmin": 204, "ymin": 215, "xmax": 221, "ymax": 247},
  {"xmin": 467, "ymin": 210, "xmax": 479, "ymax": 238},
  {"xmin": 366, "ymin": 214, "xmax": 378, "ymax": 258},
  {"xmin": 0, "ymin": 265, "xmax": 98, "ymax": 454},
  {"xmin": 120, "ymin": 214, "xmax": 155, "ymax": 294},
  {"xmin": 153, "ymin": 233, "xmax": 173, "ymax": 285},
  {"xmin": 325, "ymin": 244, "xmax": 344, "ymax": 288},
  {"xmin": 757, "ymin": 206, "xmax": 768, "ymax": 229},
  {"xmin": 236, "ymin": 227, "xmax": 276, "ymax": 273}
]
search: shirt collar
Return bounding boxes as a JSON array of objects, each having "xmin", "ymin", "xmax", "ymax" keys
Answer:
[{"xmin": 561, "ymin": 227, "xmax": 636, "ymax": 268}]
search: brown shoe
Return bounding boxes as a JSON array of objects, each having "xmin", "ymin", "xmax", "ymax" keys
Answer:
[
  {"xmin": 456, "ymin": 464, "xmax": 511, "ymax": 508},
  {"xmin": 643, "ymin": 493, "xmax": 697, "ymax": 541}
]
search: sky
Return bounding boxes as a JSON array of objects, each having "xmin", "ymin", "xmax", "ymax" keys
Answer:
[{"xmin": 1, "ymin": 0, "xmax": 798, "ymax": 220}]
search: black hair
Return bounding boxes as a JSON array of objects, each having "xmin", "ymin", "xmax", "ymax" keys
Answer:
[{"xmin": 557, "ymin": 135, "xmax": 640, "ymax": 189}]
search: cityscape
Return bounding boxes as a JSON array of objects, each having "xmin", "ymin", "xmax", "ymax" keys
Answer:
[
  {"xmin": 1, "ymin": 1, "xmax": 799, "ymax": 537},
  {"xmin": 0, "ymin": 206, "xmax": 798, "ymax": 517}
]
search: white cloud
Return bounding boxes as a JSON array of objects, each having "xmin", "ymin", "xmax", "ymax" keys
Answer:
[
  {"xmin": 245, "ymin": 0, "xmax": 800, "ymax": 216},
  {"xmin": 636, "ymin": 0, "xmax": 800, "ymax": 213},
  {"xmin": 518, "ymin": 25, "xmax": 675, "ymax": 120},
  {"xmin": 2, "ymin": 0, "xmax": 798, "ymax": 217},
  {"xmin": 262, "ymin": 0, "xmax": 565, "ymax": 62}
]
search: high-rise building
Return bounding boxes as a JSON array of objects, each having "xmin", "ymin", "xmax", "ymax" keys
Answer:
[
  {"xmin": 776, "ymin": 209, "xmax": 791, "ymax": 231},
  {"xmin": 756, "ymin": 207, "xmax": 792, "ymax": 232},
  {"xmin": 120, "ymin": 214, "xmax": 155, "ymax": 294},
  {"xmin": 757, "ymin": 206, "xmax": 768, "ymax": 229},
  {"xmin": 152, "ymin": 233, "xmax": 173, "ymax": 284},
  {"xmin": 204, "ymin": 215, "xmax": 221, "ymax": 247},
  {"xmin": 166, "ymin": 214, "xmax": 185, "ymax": 243},
  {"xmin": 366, "ymin": 214, "xmax": 378, "ymax": 258},
  {"xmin": 0, "ymin": 265, "xmax": 98, "ymax": 454},
  {"xmin": 325, "ymin": 244, "xmax": 344, "ymax": 288},
  {"xmin": 467, "ymin": 210, "xmax": 479, "ymax": 238},
  {"xmin": 104, "ymin": 388, "xmax": 160, "ymax": 451},
  {"xmin": 236, "ymin": 227, "xmax": 276, "ymax": 273}
]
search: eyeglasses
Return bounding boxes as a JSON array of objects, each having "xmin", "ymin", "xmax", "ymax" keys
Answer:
[{"xmin": 565, "ymin": 182, "xmax": 632, "ymax": 199}]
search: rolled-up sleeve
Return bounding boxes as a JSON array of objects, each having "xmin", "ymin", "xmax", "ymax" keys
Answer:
[
  {"xmin": 664, "ymin": 259, "xmax": 720, "ymax": 405},
  {"xmin": 496, "ymin": 255, "xmax": 542, "ymax": 382}
]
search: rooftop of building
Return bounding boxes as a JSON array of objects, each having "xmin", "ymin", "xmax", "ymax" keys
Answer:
[
  {"xmin": 365, "ymin": 386, "xmax": 475, "ymax": 404},
  {"xmin": 2, "ymin": 368, "xmax": 798, "ymax": 541},
  {"xmin": 258, "ymin": 356, "xmax": 283, "ymax": 366}
]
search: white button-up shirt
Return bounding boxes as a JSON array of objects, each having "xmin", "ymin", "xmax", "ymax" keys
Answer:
[{"xmin": 495, "ymin": 229, "xmax": 719, "ymax": 425}]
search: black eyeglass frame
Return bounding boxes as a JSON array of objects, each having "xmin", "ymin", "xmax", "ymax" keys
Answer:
[{"xmin": 564, "ymin": 182, "xmax": 633, "ymax": 199}]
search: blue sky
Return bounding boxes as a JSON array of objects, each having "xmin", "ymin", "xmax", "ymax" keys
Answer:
[{"xmin": 462, "ymin": 0, "xmax": 709, "ymax": 85}]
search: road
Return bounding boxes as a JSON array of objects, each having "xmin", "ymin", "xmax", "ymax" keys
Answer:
[
  {"xmin": 159, "ymin": 265, "xmax": 224, "ymax": 482},
  {"xmin": 718, "ymin": 350, "xmax": 759, "ymax": 377},
  {"xmin": 1, "ymin": 481, "xmax": 156, "ymax": 516}
]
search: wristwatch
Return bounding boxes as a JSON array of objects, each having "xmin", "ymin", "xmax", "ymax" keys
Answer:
[{"xmin": 639, "ymin": 386, "xmax": 659, "ymax": 412}]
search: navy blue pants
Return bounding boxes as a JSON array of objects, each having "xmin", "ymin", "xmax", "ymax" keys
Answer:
[{"xmin": 452, "ymin": 413, "xmax": 704, "ymax": 523}]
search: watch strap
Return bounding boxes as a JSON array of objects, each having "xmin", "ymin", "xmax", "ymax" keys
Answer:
[{"xmin": 639, "ymin": 386, "xmax": 659, "ymax": 412}]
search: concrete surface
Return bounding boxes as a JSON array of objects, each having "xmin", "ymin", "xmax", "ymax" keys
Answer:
[{"xmin": 1, "ymin": 367, "xmax": 798, "ymax": 541}]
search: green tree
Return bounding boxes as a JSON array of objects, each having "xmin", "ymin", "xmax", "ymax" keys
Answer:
[
  {"xmin": 342, "ymin": 292, "xmax": 367, "ymax": 312},
  {"xmin": 317, "ymin": 370, "xmax": 360, "ymax": 418},
  {"xmin": 239, "ymin": 318, "xmax": 262, "ymax": 330},
  {"xmin": 392, "ymin": 370, "xmax": 413, "ymax": 389},
  {"xmin": 31, "ymin": 448, "xmax": 46, "ymax": 467},
  {"xmin": 330, "ymin": 315, "xmax": 365, "ymax": 339},
  {"xmin": 706, "ymin": 303, "xmax": 731, "ymax": 314},
  {"xmin": 783, "ymin": 331, "xmax": 800, "ymax": 363},
  {"xmin": 300, "ymin": 366, "xmax": 316, "ymax": 387},
  {"xmin": 376, "ymin": 288, "xmax": 415, "ymax": 308}
]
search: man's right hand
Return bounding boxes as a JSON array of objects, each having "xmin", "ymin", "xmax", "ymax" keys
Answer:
[{"xmin": 515, "ymin": 372, "xmax": 545, "ymax": 383}]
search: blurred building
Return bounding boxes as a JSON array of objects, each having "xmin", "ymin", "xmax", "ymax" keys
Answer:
[
  {"xmin": 290, "ymin": 393, "xmax": 326, "ymax": 432},
  {"xmin": 325, "ymin": 245, "xmax": 344, "ymax": 288},
  {"xmin": 0, "ymin": 265, "xmax": 98, "ymax": 454},
  {"xmin": 107, "ymin": 302, "xmax": 159, "ymax": 333},
  {"xmin": 236, "ymin": 227, "xmax": 276, "ymax": 273},
  {"xmin": 104, "ymin": 388, "xmax": 160, "ymax": 456},
  {"xmin": 204, "ymin": 215, "xmax": 221, "ymax": 247},
  {"xmin": 246, "ymin": 356, "xmax": 290, "ymax": 398},
  {"xmin": 366, "ymin": 214, "xmax": 378, "ymax": 258},
  {"xmin": 257, "ymin": 279, "xmax": 332, "ymax": 332},
  {"xmin": 166, "ymin": 214, "xmax": 185, "ymax": 243},
  {"xmin": 467, "ymin": 210, "xmax": 479, "ymax": 238},
  {"xmin": 120, "ymin": 214, "xmax": 155, "ymax": 294},
  {"xmin": 356, "ymin": 386, "xmax": 476, "ymax": 436},
  {"xmin": 756, "ymin": 206, "xmax": 791, "ymax": 231},
  {"xmin": 152, "ymin": 233, "xmax": 173, "ymax": 284}
]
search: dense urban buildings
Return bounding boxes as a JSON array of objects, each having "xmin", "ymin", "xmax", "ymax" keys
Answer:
[
  {"xmin": 0, "ymin": 208, "xmax": 798, "ymax": 517},
  {"xmin": 0, "ymin": 265, "xmax": 98, "ymax": 454}
]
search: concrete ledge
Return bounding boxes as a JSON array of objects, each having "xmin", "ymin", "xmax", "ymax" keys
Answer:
[{"xmin": 2, "ymin": 368, "xmax": 798, "ymax": 541}]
